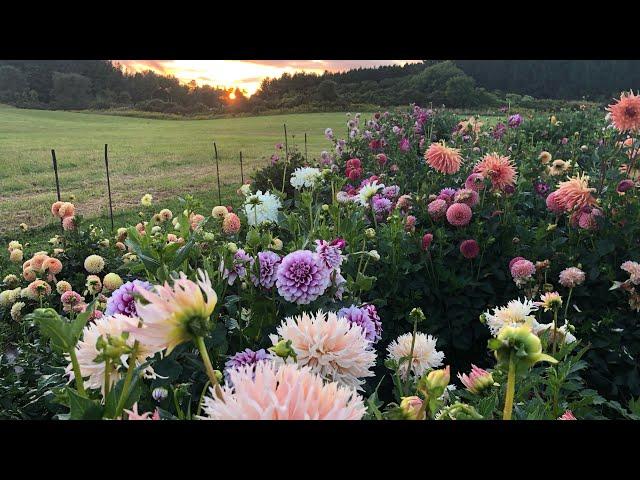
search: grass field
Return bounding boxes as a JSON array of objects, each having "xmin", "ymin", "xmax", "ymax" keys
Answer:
[{"xmin": 0, "ymin": 104, "xmax": 356, "ymax": 235}]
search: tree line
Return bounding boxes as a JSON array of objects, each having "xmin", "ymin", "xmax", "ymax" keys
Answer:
[{"xmin": 0, "ymin": 60, "xmax": 638, "ymax": 115}]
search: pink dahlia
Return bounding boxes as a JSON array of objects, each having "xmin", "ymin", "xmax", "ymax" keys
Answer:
[
  {"xmin": 554, "ymin": 174, "xmax": 597, "ymax": 212},
  {"xmin": 124, "ymin": 403, "xmax": 160, "ymax": 420},
  {"xmin": 460, "ymin": 239, "xmax": 480, "ymax": 259},
  {"xmin": 199, "ymin": 362, "xmax": 365, "ymax": 420},
  {"xmin": 510, "ymin": 259, "xmax": 535, "ymax": 285},
  {"xmin": 509, "ymin": 256, "xmax": 526, "ymax": 270},
  {"xmin": 545, "ymin": 190, "xmax": 565, "ymax": 214},
  {"xmin": 558, "ymin": 267, "xmax": 586, "ymax": 288},
  {"xmin": 465, "ymin": 172, "xmax": 485, "ymax": 191},
  {"xmin": 428, "ymin": 199, "xmax": 448, "ymax": 220},
  {"xmin": 272, "ymin": 310, "xmax": 376, "ymax": 389},
  {"xmin": 473, "ymin": 153, "xmax": 518, "ymax": 190},
  {"xmin": 275, "ymin": 250, "xmax": 331, "ymax": 304},
  {"xmin": 454, "ymin": 188, "xmax": 479, "ymax": 207},
  {"xmin": 222, "ymin": 213, "xmax": 241, "ymax": 235},
  {"xmin": 446, "ymin": 203, "xmax": 472, "ymax": 227},
  {"xmin": 621, "ymin": 261, "xmax": 640, "ymax": 284},
  {"xmin": 422, "ymin": 233, "xmax": 433, "ymax": 251},
  {"xmin": 62, "ymin": 216, "xmax": 77, "ymax": 231},
  {"xmin": 558, "ymin": 410, "xmax": 577, "ymax": 420},
  {"xmin": 607, "ymin": 91, "xmax": 640, "ymax": 132},
  {"xmin": 424, "ymin": 142, "xmax": 462, "ymax": 174}
]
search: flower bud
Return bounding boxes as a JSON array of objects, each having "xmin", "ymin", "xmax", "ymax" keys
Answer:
[
  {"xmin": 368, "ymin": 250, "xmax": 380, "ymax": 261},
  {"xmin": 227, "ymin": 242, "xmax": 238, "ymax": 254},
  {"xmin": 269, "ymin": 338, "xmax": 297, "ymax": 361},
  {"xmin": 152, "ymin": 387, "xmax": 168, "ymax": 402},
  {"xmin": 364, "ymin": 228, "xmax": 376, "ymax": 239},
  {"xmin": 436, "ymin": 402, "xmax": 483, "ymax": 420},
  {"xmin": 400, "ymin": 396, "xmax": 425, "ymax": 420},
  {"xmin": 409, "ymin": 307, "xmax": 426, "ymax": 324}
]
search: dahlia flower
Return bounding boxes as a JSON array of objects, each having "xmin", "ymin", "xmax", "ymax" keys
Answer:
[
  {"xmin": 473, "ymin": 153, "xmax": 518, "ymax": 190},
  {"xmin": 272, "ymin": 310, "xmax": 376, "ymax": 389},
  {"xmin": 510, "ymin": 259, "xmax": 536, "ymax": 285},
  {"xmin": 224, "ymin": 348, "xmax": 272, "ymax": 386},
  {"xmin": 315, "ymin": 238, "xmax": 344, "ymax": 271},
  {"xmin": 105, "ymin": 280, "xmax": 153, "ymax": 317},
  {"xmin": 140, "ymin": 194, "xmax": 153, "ymax": 206},
  {"xmin": 428, "ymin": 199, "xmax": 448, "ymax": 220},
  {"xmin": 558, "ymin": 410, "xmax": 577, "ymax": 420},
  {"xmin": 554, "ymin": 174, "xmax": 597, "ymax": 211},
  {"xmin": 546, "ymin": 190, "xmax": 565, "ymax": 214},
  {"xmin": 275, "ymin": 250, "xmax": 331, "ymax": 304},
  {"xmin": 27, "ymin": 280, "xmax": 51, "ymax": 299},
  {"xmin": 454, "ymin": 188, "xmax": 479, "ymax": 207},
  {"xmin": 220, "ymin": 249, "xmax": 253, "ymax": 286},
  {"xmin": 446, "ymin": 203, "xmax": 473, "ymax": 227},
  {"xmin": 424, "ymin": 142, "xmax": 462, "ymax": 174},
  {"xmin": 607, "ymin": 91, "xmax": 640, "ymax": 132},
  {"xmin": 483, "ymin": 298, "xmax": 539, "ymax": 336},
  {"xmin": 422, "ymin": 233, "xmax": 434, "ymax": 251},
  {"xmin": 621, "ymin": 261, "xmax": 640, "ymax": 285},
  {"xmin": 558, "ymin": 267, "xmax": 586, "ymax": 288},
  {"xmin": 124, "ymin": 403, "xmax": 160, "ymax": 420},
  {"xmin": 357, "ymin": 180, "xmax": 384, "ymax": 206},
  {"xmin": 460, "ymin": 239, "xmax": 480, "ymax": 259},
  {"xmin": 244, "ymin": 190, "xmax": 281, "ymax": 226},
  {"xmin": 10, "ymin": 302, "xmax": 25, "ymax": 321},
  {"xmin": 465, "ymin": 173, "xmax": 485, "ymax": 191},
  {"xmin": 537, "ymin": 291, "xmax": 562, "ymax": 312},
  {"xmin": 336, "ymin": 304, "xmax": 382, "ymax": 343},
  {"xmin": 617, "ymin": 179, "xmax": 635, "ymax": 193},
  {"xmin": 61, "ymin": 291, "xmax": 85, "ymax": 313},
  {"xmin": 386, "ymin": 332, "xmax": 445, "ymax": 379},
  {"xmin": 103, "ymin": 273, "xmax": 123, "ymax": 292},
  {"xmin": 127, "ymin": 270, "xmax": 218, "ymax": 355},
  {"xmin": 84, "ymin": 255, "xmax": 105, "ymax": 274},
  {"xmin": 535, "ymin": 321, "xmax": 577, "ymax": 345},
  {"xmin": 539, "ymin": 151, "xmax": 552, "ymax": 164},
  {"xmin": 252, "ymin": 251, "xmax": 281, "ymax": 289},
  {"xmin": 222, "ymin": 213, "xmax": 241, "ymax": 235},
  {"xmin": 199, "ymin": 362, "xmax": 365, "ymax": 420},
  {"xmin": 290, "ymin": 167, "xmax": 321, "ymax": 190},
  {"xmin": 212, "ymin": 206, "xmax": 229, "ymax": 219},
  {"xmin": 66, "ymin": 314, "xmax": 156, "ymax": 394}
]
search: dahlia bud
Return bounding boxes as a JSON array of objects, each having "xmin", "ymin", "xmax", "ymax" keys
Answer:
[
  {"xmin": 400, "ymin": 396, "xmax": 425, "ymax": 420},
  {"xmin": 227, "ymin": 242, "xmax": 238, "ymax": 254},
  {"xmin": 425, "ymin": 366, "xmax": 450, "ymax": 392},
  {"xmin": 368, "ymin": 250, "xmax": 381, "ymax": 261},
  {"xmin": 270, "ymin": 338, "xmax": 297, "ymax": 361},
  {"xmin": 409, "ymin": 307, "xmax": 426, "ymax": 324},
  {"xmin": 152, "ymin": 387, "xmax": 168, "ymax": 402},
  {"xmin": 458, "ymin": 364, "xmax": 496, "ymax": 394},
  {"xmin": 436, "ymin": 402, "xmax": 483, "ymax": 420},
  {"xmin": 489, "ymin": 325, "xmax": 557, "ymax": 371},
  {"xmin": 365, "ymin": 228, "xmax": 376, "ymax": 239},
  {"xmin": 322, "ymin": 204, "xmax": 329, "ymax": 211}
]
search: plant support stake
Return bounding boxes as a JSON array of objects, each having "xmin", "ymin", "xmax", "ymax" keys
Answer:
[
  {"xmin": 104, "ymin": 144, "xmax": 115, "ymax": 232},
  {"xmin": 51, "ymin": 149, "xmax": 62, "ymax": 231},
  {"xmin": 239, "ymin": 151, "xmax": 244, "ymax": 184},
  {"xmin": 214, "ymin": 142, "xmax": 222, "ymax": 205}
]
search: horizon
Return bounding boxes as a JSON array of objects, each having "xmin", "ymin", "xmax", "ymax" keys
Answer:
[{"xmin": 112, "ymin": 60, "xmax": 422, "ymax": 96}]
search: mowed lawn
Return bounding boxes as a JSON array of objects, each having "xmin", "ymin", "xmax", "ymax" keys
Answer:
[{"xmin": 0, "ymin": 105, "xmax": 354, "ymax": 233}]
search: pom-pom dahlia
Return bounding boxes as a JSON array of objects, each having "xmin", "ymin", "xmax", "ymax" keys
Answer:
[
  {"xmin": 252, "ymin": 251, "xmax": 281, "ymax": 289},
  {"xmin": 336, "ymin": 304, "xmax": 382, "ymax": 343},
  {"xmin": 275, "ymin": 250, "xmax": 331, "ymax": 304},
  {"xmin": 105, "ymin": 279, "xmax": 153, "ymax": 317},
  {"xmin": 446, "ymin": 203, "xmax": 473, "ymax": 227},
  {"xmin": 558, "ymin": 267, "xmax": 586, "ymax": 288}
]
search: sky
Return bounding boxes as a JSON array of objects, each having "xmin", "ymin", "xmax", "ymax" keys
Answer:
[{"xmin": 112, "ymin": 60, "xmax": 421, "ymax": 96}]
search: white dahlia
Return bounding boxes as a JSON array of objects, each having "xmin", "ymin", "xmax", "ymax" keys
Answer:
[
  {"xmin": 484, "ymin": 298, "xmax": 539, "ymax": 336},
  {"xmin": 198, "ymin": 362, "xmax": 366, "ymax": 420},
  {"xmin": 244, "ymin": 190, "xmax": 282, "ymax": 226},
  {"xmin": 357, "ymin": 181, "xmax": 384, "ymax": 206},
  {"xmin": 386, "ymin": 332, "xmax": 445, "ymax": 379},
  {"xmin": 290, "ymin": 167, "xmax": 321, "ymax": 190},
  {"xmin": 66, "ymin": 314, "xmax": 157, "ymax": 395},
  {"xmin": 271, "ymin": 310, "xmax": 376, "ymax": 389}
]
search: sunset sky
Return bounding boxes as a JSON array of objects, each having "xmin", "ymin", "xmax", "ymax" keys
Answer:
[{"xmin": 113, "ymin": 60, "xmax": 421, "ymax": 96}]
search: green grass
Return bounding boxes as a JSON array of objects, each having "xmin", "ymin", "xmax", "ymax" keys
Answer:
[{"xmin": 0, "ymin": 104, "xmax": 359, "ymax": 236}]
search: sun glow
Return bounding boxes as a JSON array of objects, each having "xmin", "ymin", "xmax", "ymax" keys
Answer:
[{"xmin": 113, "ymin": 60, "xmax": 421, "ymax": 96}]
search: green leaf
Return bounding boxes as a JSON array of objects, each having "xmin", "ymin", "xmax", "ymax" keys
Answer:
[
  {"xmin": 27, "ymin": 308, "xmax": 73, "ymax": 353},
  {"xmin": 67, "ymin": 388, "xmax": 103, "ymax": 420}
]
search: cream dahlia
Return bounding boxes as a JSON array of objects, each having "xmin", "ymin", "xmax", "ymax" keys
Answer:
[{"xmin": 386, "ymin": 332, "xmax": 445, "ymax": 379}]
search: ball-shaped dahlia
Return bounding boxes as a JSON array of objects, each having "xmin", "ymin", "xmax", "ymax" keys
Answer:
[
  {"xmin": 105, "ymin": 279, "xmax": 153, "ymax": 317},
  {"xmin": 446, "ymin": 203, "xmax": 473, "ymax": 227},
  {"xmin": 336, "ymin": 304, "xmax": 383, "ymax": 343},
  {"xmin": 199, "ymin": 362, "xmax": 365, "ymax": 420},
  {"xmin": 222, "ymin": 213, "xmax": 241, "ymax": 235},
  {"xmin": 510, "ymin": 259, "xmax": 535, "ymax": 282},
  {"xmin": 103, "ymin": 273, "xmax": 123, "ymax": 291},
  {"xmin": 56, "ymin": 280, "xmax": 72, "ymax": 294},
  {"xmin": 212, "ymin": 206, "xmax": 229, "ymax": 219},
  {"xmin": 62, "ymin": 216, "xmax": 77, "ymax": 231},
  {"xmin": 84, "ymin": 255, "xmax": 105, "ymax": 274},
  {"xmin": 427, "ymin": 199, "xmax": 448, "ymax": 220},
  {"xmin": 558, "ymin": 267, "xmax": 586, "ymax": 288},
  {"xmin": 58, "ymin": 202, "xmax": 75, "ymax": 219},
  {"xmin": 275, "ymin": 250, "xmax": 331, "ymax": 304},
  {"xmin": 272, "ymin": 310, "xmax": 376, "ymax": 389},
  {"xmin": 545, "ymin": 190, "xmax": 565, "ymax": 214},
  {"xmin": 460, "ymin": 239, "xmax": 480, "ymax": 259}
]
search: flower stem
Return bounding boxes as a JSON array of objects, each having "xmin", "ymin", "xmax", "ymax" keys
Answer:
[
  {"xmin": 563, "ymin": 288, "xmax": 573, "ymax": 322},
  {"xmin": 68, "ymin": 348, "xmax": 86, "ymax": 396},
  {"xmin": 503, "ymin": 352, "xmax": 516, "ymax": 420},
  {"xmin": 114, "ymin": 342, "xmax": 139, "ymax": 418},
  {"xmin": 103, "ymin": 358, "xmax": 111, "ymax": 400},
  {"xmin": 195, "ymin": 336, "xmax": 224, "ymax": 401}
]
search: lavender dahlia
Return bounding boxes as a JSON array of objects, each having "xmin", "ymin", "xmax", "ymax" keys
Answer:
[
  {"xmin": 221, "ymin": 249, "xmax": 254, "ymax": 286},
  {"xmin": 315, "ymin": 238, "xmax": 345, "ymax": 271},
  {"xmin": 224, "ymin": 348, "xmax": 272, "ymax": 386},
  {"xmin": 252, "ymin": 251, "xmax": 281, "ymax": 289},
  {"xmin": 276, "ymin": 250, "xmax": 331, "ymax": 304},
  {"xmin": 105, "ymin": 279, "xmax": 153, "ymax": 317},
  {"xmin": 337, "ymin": 304, "xmax": 383, "ymax": 343}
]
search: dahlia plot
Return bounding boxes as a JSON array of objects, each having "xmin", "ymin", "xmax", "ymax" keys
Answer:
[{"xmin": 2, "ymin": 93, "xmax": 640, "ymax": 420}]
